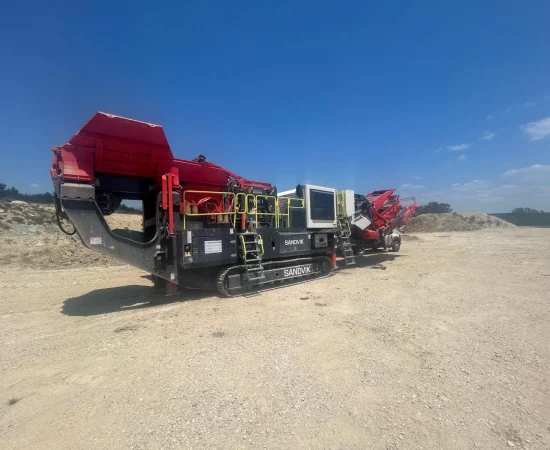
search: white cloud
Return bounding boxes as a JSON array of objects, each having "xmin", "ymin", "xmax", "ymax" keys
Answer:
[
  {"xmin": 478, "ymin": 194, "xmax": 504, "ymax": 202},
  {"xmin": 433, "ymin": 147, "xmax": 443, "ymax": 153},
  {"xmin": 400, "ymin": 184, "xmax": 425, "ymax": 190},
  {"xmin": 486, "ymin": 115, "xmax": 494, "ymax": 120},
  {"xmin": 505, "ymin": 106, "xmax": 513, "ymax": 113},
  {"xmin": 503, "ymin": 164, "xmax": 550, "ymax": 182},
  {"xmin": 481, "ymin": 131, "xmax": 495, "ymax": 141},
  {"xmin": 495, "ymin": 184, "xmax": 526, "ymax": 195},
  {"xmin": 521, "ymin": 117, "xmax": 550, "ymax": 141},
  {"xmin": 524, "ymin": 101, "xmax": 537, "ymax": 107},
  {"xmin": 535, "ymin": 185, "xmax": 550, "ymax": 195},
  {"xmin": 30, "ymin": 183, "xmax": 39, "ymax": 188},
  {"xmin": 447, "ymin": 144, "xmax": 470, "ymax": 151},
  {"xmin": 452, "ymin": 180, "xmax": 490, "ymax": 192},
  {"xmin": 457, "ymin": 154, "xmax": 466, "ymax": 160},
  {"xmin": 414, "ymin": 176, "xmax": 423, "ymax": 181}
]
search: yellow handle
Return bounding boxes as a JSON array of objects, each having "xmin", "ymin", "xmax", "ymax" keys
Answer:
[{"xmin": 257, "ymin": 235, "xmax": 265, "ymax": 256}]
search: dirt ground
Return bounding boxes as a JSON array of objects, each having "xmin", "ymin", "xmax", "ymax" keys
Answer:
[
  {"xmin": 1, "ymin": 228, "xmax": 549, "ymax": 449},
  {"xmin": 0, "ymin": 201, "xmax": 142, "ymax": 269}
]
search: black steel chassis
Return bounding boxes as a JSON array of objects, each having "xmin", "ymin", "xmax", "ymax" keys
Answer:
[
  {"xmin": 215, "ymin": 255, "xmax": 333, "ymax": 297},
  {"xmin": 54, "ymin": 182, "xmax": 335, "ymax": 297}
]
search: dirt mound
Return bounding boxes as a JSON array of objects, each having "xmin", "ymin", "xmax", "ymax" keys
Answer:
[
  {"xmin": 0, "ymin": 200, "xmax": 141, "ymax": 269},
  {"xmin": 406, "ymin": 212, "xmax": 515, "ymax": 233}
]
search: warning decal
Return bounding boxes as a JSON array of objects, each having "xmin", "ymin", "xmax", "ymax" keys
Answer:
[{"xmin": 204, "ymin": 240, "xmax": 223, "ymax": 254}]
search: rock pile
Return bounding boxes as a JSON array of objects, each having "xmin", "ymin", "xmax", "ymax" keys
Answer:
[{"xmin": 406, "ymin": 212, "xmax": 515, "ymax": 233}]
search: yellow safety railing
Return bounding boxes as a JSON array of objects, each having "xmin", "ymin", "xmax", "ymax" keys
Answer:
[
  {"xmin": 336, "ymin": 217, "xmax": 352, "ymax": 235},
  {"xmin": 182, "ymin": 190, "xmax": 236, "ymax": 229},
  {"xmin": 255, "ymin": 195, "xmax": 277, "ymax": 226},
  {"xmin": 236, "ymin": 194, "xmax": 279, "ymax": 227},
  {"xmin": 277, "ymin": 197, "xmax": 305, "ymax": 228},
  {"xmin": 182, "ymin": 190, "xmax": 306, "ymax": 230}
]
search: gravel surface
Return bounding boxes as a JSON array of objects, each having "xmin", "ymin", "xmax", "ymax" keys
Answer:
[{"xmin": 0, "ymin": 228, "xmax": 549, "ymax": 449}]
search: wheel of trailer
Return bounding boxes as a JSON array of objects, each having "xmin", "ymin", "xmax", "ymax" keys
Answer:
[{"xmin": 391, "ymin": 239, "xmax": 401, "ymax": 252}]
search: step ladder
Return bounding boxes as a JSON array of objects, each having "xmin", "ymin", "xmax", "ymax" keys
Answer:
[
  {"xmin": 238, "ymin": 232, "xmax": 266, "ymax": 282},
  {"xmin": 337, "ymin": 220, "xmax": 356, "ymax": 266}
]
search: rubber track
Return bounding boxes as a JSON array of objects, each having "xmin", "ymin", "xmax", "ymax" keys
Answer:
[{"xmin": 215, "ymin": 255, "xmax": 333, "ymax": 297}]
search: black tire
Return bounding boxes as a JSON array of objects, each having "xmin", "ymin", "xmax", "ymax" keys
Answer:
[{"xmin": 391, "ymin": 239, "xmax": 401, "ymax": 252}]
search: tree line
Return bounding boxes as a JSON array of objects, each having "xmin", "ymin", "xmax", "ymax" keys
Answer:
[{"xmin": 0, "ymin": 183, "xmax": 53, "ymax": 204}]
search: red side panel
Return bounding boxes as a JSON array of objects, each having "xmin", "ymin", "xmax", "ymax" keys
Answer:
[
  {"xmin": 158, "ymin": 159, "xmax": 272, "ymax": 190},
  {"xmin": 52, "ymin": 145, "xmax": 95, "ymax": 182},
  {"xmin": 53, "ymin": 112, "xmax": 173, "ymax": 182},
  {"xmin": 79, "ymin": 112, "xmax": 172, "ymax": 150}
]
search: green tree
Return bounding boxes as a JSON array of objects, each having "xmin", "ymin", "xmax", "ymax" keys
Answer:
[
  {"xmin": 511, "ymin": 207, "xmax": 544, "ymax": 214},
  {"xmin": 0, "ymin": 181, "xmax": 52, "ymax": 203},
  {"xmin": 417, "ymin": 202, "xmax": 453, "ymax": 214}
]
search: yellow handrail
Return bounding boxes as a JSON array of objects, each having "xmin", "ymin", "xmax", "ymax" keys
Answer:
[
  {"xmin": 236, "ymin": 194, "xmax": 278, "ymax": 228},
  {"xmin": 254, "ymin": 195, "xmax": 277, "ymax": 227},
  {"xmin": 182, "ymin": 190, "xmax": 236, "ymax": 228},
  {"xmin": 183, "ymin": 190, "xmax": 306, "ymax": 230},
  {"xmin": 277, "ymin": 197, "xmax": 305, "ymax": 228},
  {"xmin": 257, "ymin": 235, "xmax": 265, "ymax": 256},
  {"xmin": 239, "ymin": 234, "xmax": 247, "ymax": 258},
  {"xmin": 337, "ymin": 217, "xmax": 352, "ymax": 235}
]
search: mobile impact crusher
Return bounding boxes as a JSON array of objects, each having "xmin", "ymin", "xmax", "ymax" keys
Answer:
[{"xmin": 50, "ymin": 112, "xmax": 417, "ymax": 296}]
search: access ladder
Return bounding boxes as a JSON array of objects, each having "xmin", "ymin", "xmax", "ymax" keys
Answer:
[
  {"xmin": 337, "ymin": 220, "xmax": 356, "ymax": 266},
  {"xmin": 238, "ymin": 232, "xmax": 266, "ymax": 282},
  {"xmin": 339, "ymin": 232, "xmax": 356, "ymax": 266}
]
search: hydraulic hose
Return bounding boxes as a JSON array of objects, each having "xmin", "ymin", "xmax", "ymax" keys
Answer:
[{"xmin": 53, "ymin": 196, "xmax": 77, "ymax": 236}]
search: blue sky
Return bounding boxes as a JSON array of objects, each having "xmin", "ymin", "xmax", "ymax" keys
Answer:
[{"xmin": 1, "ymin": 0, "xmax": 549, "ymax": 212}]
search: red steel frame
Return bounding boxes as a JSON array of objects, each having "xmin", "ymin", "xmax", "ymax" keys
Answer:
[
  {"xmin": 51, "ymin": 112, "xmax": 273, "ymax": 235},
  {"xmin": 355, "ymin": 189, "xmax": 418, "ymax": 241}
]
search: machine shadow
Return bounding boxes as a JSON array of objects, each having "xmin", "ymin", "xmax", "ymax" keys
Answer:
[
  {"xmin": 63, "ymin": 253, "xmax": 403, "ymax": 316},
  {"xmin": 336, "ymin": 252, "xmax": 403, "ymax": 270},
  {"xmin": 61, "ymin": 284, "xmax": 215, "ymax": 317}
]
